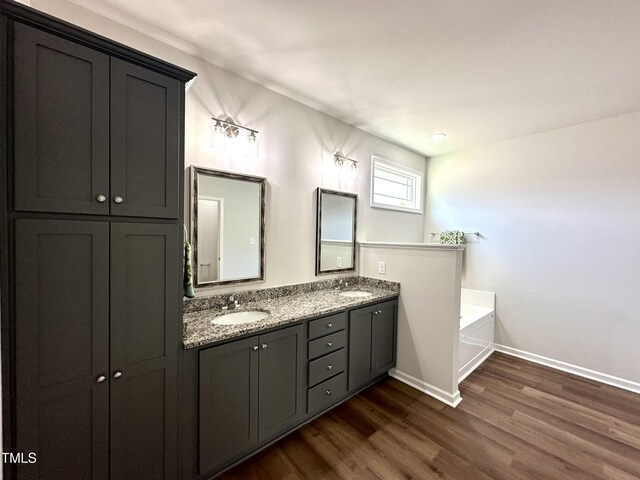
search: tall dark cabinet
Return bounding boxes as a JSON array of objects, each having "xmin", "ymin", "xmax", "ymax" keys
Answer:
[{"xmin": 0, "ymin": 2, "xmax": 196, "ymax": 479}]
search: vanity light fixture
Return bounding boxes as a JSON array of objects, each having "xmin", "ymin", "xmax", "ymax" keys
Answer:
[
  {"xmin": 211, "ymin": 116, "xmax": 259, "ymax": 157},
  {"xmin": 334, "ymin": 152, "xmax": 358, "ymax": 170},
  {"xmin": 430, "ymin": 132, "xmax": 447, "ymax": 142}
]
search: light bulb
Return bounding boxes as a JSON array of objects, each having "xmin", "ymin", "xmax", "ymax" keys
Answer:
[
  {"xmin": 248, "ymin": 131, "xmax": 257, "ymax": 143},
  {"xmin": 214, "ymin": 121, "xmax": 224, "ymax": 134}
]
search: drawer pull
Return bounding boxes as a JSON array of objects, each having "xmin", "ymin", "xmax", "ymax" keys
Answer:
[
  {"xmin": 327, "ymin": 323, "xmax": 333, "ymax": 328},
  {"xmin": 326, "ymin": 389, "xmax": 332, "ymax": 396},
  {"xmin": 96, "ymin": 194, "xmax": 106, "ymax": 203},
  {"xmin": 96, "ymin": 375, "xmax": 106, "ymax": 384},
  {"xmin": 113, "ymin": 196, "xmax": 124, "ymax": 204},
  {"xmin": 252, "ymin": 345, "xmax": 259, "ymax": 351},
  {"xmin": 327, "ymin": 342, "xmax": 333, "ymax": 347},
  {"xmin": 261, "ymin": 343, "xmax": 268, "ymax": 349},
  {"xmin": 113, "ymin": 371, "xmax": 122, "ymax": 379},
  {"xmin": 327, "ymin": 364, "xmax": 333, "ymax": 370}
]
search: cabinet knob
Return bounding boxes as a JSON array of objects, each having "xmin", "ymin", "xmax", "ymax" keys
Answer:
[
  {"xmin": 327, "ymin": 342, "xmax": 333, "ymax": 347},
  {"xmin": 327, "ymin": 364, "xmax": 333, "ymax": 370},
  {"xmin": 96, "ymin": 375, "xmax": 106, "ymax": 384},
  {"xmin": 252, "ymin": 345, "xmax": 259, "ymax": 351},
  {"xmin": 113, "ymin": 371, "xmax": 123, "ymax": 379},
  {"xmin": 96, "ymin": 194, "xmax": 107, "ymax": 203},
  {"xmin": 261, "ymin": 343, "xmax": 268, "ymax": 349},
  {"xmin": 327, "ymin": 323, "xmax": 332, "ymax": 328},
  {"xmin": 113, "ymin": 196, "xmax": 124, "ymax": 204},
  {"xmin": 326, "ymin": 389, "xmax": 332, "ymax": 396}
]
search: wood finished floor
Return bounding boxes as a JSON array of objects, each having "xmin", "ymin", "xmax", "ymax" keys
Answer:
[{"xmin": 219, "ymin": 352, "xmax": 640, "ymax": 479}]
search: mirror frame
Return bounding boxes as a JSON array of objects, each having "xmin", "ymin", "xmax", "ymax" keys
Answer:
[
  {"xmin": 315, "ymin": 188, "xmax": 357, "ymax": 275},
  {"xmin": 191, "ymin": 166, "xmax": 266, "ymax": 287}
]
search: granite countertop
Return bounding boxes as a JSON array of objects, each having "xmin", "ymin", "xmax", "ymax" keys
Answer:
[{"xmin": 183, "ymin": 282, "xmax": 398, "ymax": 349}]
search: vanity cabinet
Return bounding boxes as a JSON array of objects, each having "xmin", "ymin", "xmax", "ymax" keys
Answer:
[
  {"xmin": 184, "ymin": 298, "xmax": 397, "ymax": 479},
  {"xmin": 14, "ymin": 22, "xmax": 180, "ymax": 219},
  {"xmin": 198, "ymin": 325, "xmax": 305, "ymax": 476},
  {"xmin": 348, "ymin": 300, "xmax": 397, "ymax": 391}
]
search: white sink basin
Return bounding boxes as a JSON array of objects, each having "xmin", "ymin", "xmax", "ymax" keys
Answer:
[
  {"xmin": 339, "ymin": 290, "xmax": 373, "ymax": 298},
  {"xmin": 211, "ymin": 311, "xmax": 269, "ymax": 326}
]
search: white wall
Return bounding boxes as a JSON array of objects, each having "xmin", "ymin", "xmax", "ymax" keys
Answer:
[
  {"xmin": 426, "ymin": 111, "xmax": 640, "ymax": 385},
  {"xmin": 360, "ymin": 243, "xmax": 464, "ymax": 405},
  {"xmin": 26, "ymin": 0, "xmax": 427, "ymax": 297}
]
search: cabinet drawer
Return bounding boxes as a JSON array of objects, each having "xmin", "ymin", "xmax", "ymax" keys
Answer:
[
  {"xmin": 308, "ymin": 312, "xmax": 347, "ymax": 340},
  {"xmin": 308, "ymin": 349, "xmax": 346, "ymax": 387},
  {"xmin": 308, "ymin": 373, "xmax": 347, "ymax": 415},
  {"xmin": 308, "ymin": 330, "xmax": 346, "ymax": 360}
]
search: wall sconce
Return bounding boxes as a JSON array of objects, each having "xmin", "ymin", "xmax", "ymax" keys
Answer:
[
  {"xmin": 334, "ymin": 152, "xmax": 358, "ymax": 180},
  {"xmin": 211, "ymin": 116, "xmax": 259, "ymax": 158}
]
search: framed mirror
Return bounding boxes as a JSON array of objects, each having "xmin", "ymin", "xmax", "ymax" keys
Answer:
[
  {"xmin": 191, "ymin": 166, "xmax": 265, "ymax": 287},
  {"xmin": 316, "ymin": 188, "xmax": 357, "ymax": 275}
]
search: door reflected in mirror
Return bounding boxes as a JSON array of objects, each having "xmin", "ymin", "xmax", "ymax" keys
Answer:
[
  {"xmin": 191, "ymin": 167, "xmax": 265, "ymax": 287},
  {"xmin": 316, "ymin": 188, "xmax": 357, "ymax": 275}
]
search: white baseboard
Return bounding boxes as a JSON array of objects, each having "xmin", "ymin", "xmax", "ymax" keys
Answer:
[
  {"xmin": 494, "ymin": 344, "xmax": 640, "ymax": 395},
  {"xmin": 389, "ymin": 369, "xmax": 462, "ymax": 407}
]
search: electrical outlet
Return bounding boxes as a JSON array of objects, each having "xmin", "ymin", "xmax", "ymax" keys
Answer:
[
  {"xmin": 336, "ymin": 256, "xmax": 342, "ymax": 267},
  {"xmin": 249, "ymin": 237, "xmax": 256, "ymax": 245},
  {"xmin": 378, "ymin": 261, "xmax": 386, "ymax": 274}
]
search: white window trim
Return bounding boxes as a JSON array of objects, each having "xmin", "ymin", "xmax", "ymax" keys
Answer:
[{"xmin": 370, "ymin": 155, "xmax": 424, "ymax": 214}]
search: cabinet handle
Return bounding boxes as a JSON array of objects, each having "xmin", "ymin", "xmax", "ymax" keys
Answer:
[
  {"xmin": 261, "ymin": 343, "xmax": 268, "ymax": 349},
  {"xmin": 327, "ymin": 364, "xmax": 333, "ymax": 370},
  {"xmin": 113, "ymin": 371, "xmax": 123, "ymax": 379},
  {"xmin": 96, "ymin": 375, "xmax": 106, "ymax": 384},
  {"xmin": 95, "ymin": 194, "xmax": 107, "ymax": 203},
  {"xmin": 113, "ymin": 196, "xmax": 124, "ymax": 204},
  {"xmin": 327, "ymin": 342, "xmax": 333, "ymax": 347},
  {"xmin": 326, "ymin": 389, "xmax": 332, "ymax": 396},
  {"xmin": 327, "ymin": 323, "xmax": 332, "ymax": 328},
  {"xmin": 252, "ymin": 345, "xmax": 259, "ymax": 351}
]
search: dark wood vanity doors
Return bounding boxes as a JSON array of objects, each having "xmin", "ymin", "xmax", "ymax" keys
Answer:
[
  {"xmin": 198, "ymin": 325, "xmax": 305, "ymax": 476},
  {"xmin": 348, "ymin": 300, "xmax": 397, "ymax": 391},
  {"xmin": 14, "ymin": 221, "xmax": 179, "ymax": 480},
  {"xmin": 14, "ymin": 23, "xmax": 180, "ymax": 219}
]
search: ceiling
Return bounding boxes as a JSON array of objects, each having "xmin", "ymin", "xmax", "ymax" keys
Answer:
[{"xmin": 66, "ymin": 0, "xmax": 640, "ymax": 157}]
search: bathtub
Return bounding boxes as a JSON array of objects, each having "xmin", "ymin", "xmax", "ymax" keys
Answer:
[{"xmin": 459, "ymin": 289, "xmax": 495, "ymax": 382}]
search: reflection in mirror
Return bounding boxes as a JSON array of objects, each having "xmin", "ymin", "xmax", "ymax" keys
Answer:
[
  {"xmin": 191, "ymin": 167, "xmax": 265, "ymax": 287},
  {"xmin": 316, "ymin": 188, "xmax": 357, "ymax": 275}
]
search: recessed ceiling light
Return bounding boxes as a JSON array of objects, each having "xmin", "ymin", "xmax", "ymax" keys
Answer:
[{"xmin": 430, "ymin": 132, "xmax": 447, "ymax": 142}]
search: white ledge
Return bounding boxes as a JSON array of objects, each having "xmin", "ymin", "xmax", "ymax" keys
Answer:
[{"xmin": 358, "ymin": 241, "xmax": 465, "ymax": 250}]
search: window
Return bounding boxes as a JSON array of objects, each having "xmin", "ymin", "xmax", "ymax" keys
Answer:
[{"xmin": 370, "ymin": 156, "xmax": 423, "ymax": 213}]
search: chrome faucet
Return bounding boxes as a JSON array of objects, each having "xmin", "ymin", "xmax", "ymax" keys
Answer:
[
  {"xmin": 335, "ymin": 279, "xmax": 349, "ymax": 291},
  {"xmin": 222, "ymin": 295, "xmax": 239, "ymax": 310}
]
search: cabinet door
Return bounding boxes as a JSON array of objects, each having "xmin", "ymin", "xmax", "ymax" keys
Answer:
[
  {"xmin": 110, "ymin": 58, "xmax": 180, "ymax": 219},
  {"xmin": 14, "ymin": 23, "xmax": 110, "ymax": 215},
  {"xmin": 109, "ymin": 223, "xmax": 179, "ymax": 480},
  {"xmin": 372, "ymin": 303, "xmax": 397, "ymax": 375},
  {"xmin": 14, "ymin": 219, "xmax": 110, "ymax": 480},
  {"xmin": 199, "ymin": 337, "xmax": 259, "ymax": 476},
  {"xmin": 348, "ymin": 307, "xmax": 373, "ymax": 391},
  {"xmin": 258, "ymin": 324, "xmax": 305, "ymax": 442}
]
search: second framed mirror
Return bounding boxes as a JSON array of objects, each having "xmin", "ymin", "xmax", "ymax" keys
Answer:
[{"xmin": 316, "ymin": 188, "xmax": 357, "ymax": 275}]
